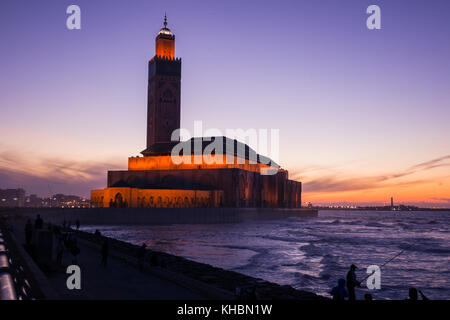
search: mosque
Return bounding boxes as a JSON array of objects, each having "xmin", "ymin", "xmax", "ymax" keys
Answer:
[{"xmin": 90, "ymin": 16, "xmax": 302, "ymax": 209}]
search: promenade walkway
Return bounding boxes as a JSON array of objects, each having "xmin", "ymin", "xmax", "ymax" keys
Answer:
[{"xmin": 11, "ymin": 222, "xmax": 204, "ymax": 300}]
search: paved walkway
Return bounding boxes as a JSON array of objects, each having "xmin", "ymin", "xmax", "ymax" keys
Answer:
[{"xmin": 12, "ymin": 222, "xmax": 204, "ymax": 300}]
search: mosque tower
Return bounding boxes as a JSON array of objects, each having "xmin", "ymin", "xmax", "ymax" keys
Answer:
[{"xmin": 145, "ymin": 14, "xmax": 181, "ymax": 152}]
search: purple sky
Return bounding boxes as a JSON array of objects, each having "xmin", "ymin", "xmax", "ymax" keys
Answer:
[{"xmin": 0, "ymin": 0, "xmax": 449, "ymax": 207}]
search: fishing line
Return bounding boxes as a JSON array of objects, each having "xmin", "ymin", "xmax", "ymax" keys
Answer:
[{"xmin": 360, "ymin": 242, "xmax": 414, "ymax": 283}]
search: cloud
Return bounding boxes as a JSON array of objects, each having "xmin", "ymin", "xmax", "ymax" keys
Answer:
[
  {"xmin": 430, "ymin": 197, "xmax": 450, "ymax": 204},
  {"xmin": 410, "ymin": 155, "xmax": 450, "ymax": 171},
  {"xmin": 301, "ymin": 154, "xmax": 450, "ymax": 193},
  {"xmin": 0, "ymin": 149, "xmax": 124, "ymax": 197}
]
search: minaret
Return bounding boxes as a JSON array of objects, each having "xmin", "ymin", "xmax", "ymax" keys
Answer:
[
  {"xmin": 144, "ymin": 14, "xmax": 181, "ymax": 153},
  {"xmin": 155, "ymin": 14, "xmax": 175, "ymax": 59}
]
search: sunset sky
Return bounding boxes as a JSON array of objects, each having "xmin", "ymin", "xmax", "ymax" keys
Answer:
[{"xmin": 1, "ymin": 0, "xmax": 449, "ymax": 207}]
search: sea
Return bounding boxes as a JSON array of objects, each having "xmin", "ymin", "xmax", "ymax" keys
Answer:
[{"xmin": 81, "ymin": 210, "xmax": 450, "ymax": 300}]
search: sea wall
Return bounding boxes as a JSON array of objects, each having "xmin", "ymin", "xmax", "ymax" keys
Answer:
[{"xmin": 13, "ymin": 207, "xmax": 318, "ymax": 225}]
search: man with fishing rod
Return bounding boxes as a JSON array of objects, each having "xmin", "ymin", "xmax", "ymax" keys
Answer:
[{"xmin": 346, "ymin": 264, "xmax": 361, "ymax": 300}]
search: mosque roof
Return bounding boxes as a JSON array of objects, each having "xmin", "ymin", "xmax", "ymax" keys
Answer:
[{"xmin": 140, "ymin": 136, "xmax": 280, "ymax": 169}]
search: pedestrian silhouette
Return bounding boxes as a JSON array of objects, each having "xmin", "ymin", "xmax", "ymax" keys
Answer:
[
  {"xmin": 76, "ymin": 219, "xmax": 80, "ymax": 231},
  {"xmin": 56, "ymin": 236, "xmax": 64, "ymax": 266},
  {"xmin": 346, "ymin": 264, "xmax": 360, "ymax": 300},
  {"xmin": 408, "ymin": 287, "xmax": 418, "ymax": 300},
  {"xmin": 330, "ymin": 278, "xmax": 349, "ymax": 300},
  {"xmin": 69, "ymin": 238, "xmax": 80, "ymax": 265},
  {"xmin": 35, "ymin": 214, "xmax": 43, "ymax": 229},
  {"xmin": 138, "ymin": 243, "xmax": 147, "ymax": 272},
  {"xmin": 408, "ymin": 288, "xmax": 429, "ymax": 300},
  {"xmin": 25, "ymin": 219, "xmax": 33, "ymax": 245}
]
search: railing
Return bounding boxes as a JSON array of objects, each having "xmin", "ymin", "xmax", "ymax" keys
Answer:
[
  {"xmin": 0, "ymin": 231, "xmax": 17, "ymax": 300},
  {"xmin": 0, "ymin": 227, "xmax": 47, "ymax": 300}
]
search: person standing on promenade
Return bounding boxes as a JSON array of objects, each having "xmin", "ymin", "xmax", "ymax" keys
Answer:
[
  {"xmin": 138, "ymin": 243, "xmax": 147, "ymax": 272},
  {"xmin": 346, "ymin": 264, "xmax": 360, "ymax": 300},
  {"xmin": 101, "ymin": 239, "xmax": 109, "ymax": 267},
  {"xmin": 69, "ymin": 235, "xmax": 80, "ymax": 265},
  {"xmin": 56, "ymin": 235, "xmax": 64, "ymax": 266},
  {"xmin": 24, "ymin": 219, "xmax": 33, "ymax": 245},
  {"xmin": 34, "ymin": 214, "xmax": 43, "ymax": 229},
  {"xmin": 76, "ymin": 219, "xmax": 80, "ymax": 231}
]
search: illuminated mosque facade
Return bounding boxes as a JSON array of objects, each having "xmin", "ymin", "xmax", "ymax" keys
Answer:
[{"xmin": 91, "ymin": 16, "xmax": 302, "ymax": 209}]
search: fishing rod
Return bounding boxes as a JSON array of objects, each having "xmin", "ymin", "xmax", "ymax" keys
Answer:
[{"xmin": 359, "ymin": 243, "xmax": 414, "ymax": 283}]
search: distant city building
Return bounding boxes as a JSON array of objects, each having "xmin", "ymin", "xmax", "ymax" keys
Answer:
[
  {"xmin": 52, "ymin": 194, "xmax": 90, "ymax": 208},
  {"xmin": 0, "ymin": 189, "xmax": 89, "ymax": 208},
  {"xmin": 391, "ymin": 196, "xmax": 394, "ymax": 208},
  {"xmin": 91, "ymin": 17, "xmax": 302, "ymax": 209},
  {"xmin": 24, "ymin": 194, "xmax": 43, "ymax": 207},
  {"xmin": 0, "ymin": 188, "xmax": 25, "ymax": 207}
]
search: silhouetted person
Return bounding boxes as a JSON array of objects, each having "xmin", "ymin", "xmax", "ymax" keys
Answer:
[
  {"xmin": 69, "ymin": 238, "xmax": 80, "ymax": 265},
  {"xmin": 76, "ymin": 219, "xmax": 80, "ymax": 231},
  {"xmin": 101, "ymin": 239, "xmax": 109, "ymax": 267},
  {"xmin": 408, "ymin": 288, "xmax": 429, "ymax": 300},
  {"xmin": 330, "ymin": 278, "xmax": 348, "ymax": 300},
  {"xmin": 364, "ymin": 293, "xmax": 373, "ymax": 301},
  {"xmin": 138, "ymin": 243, "xmax": 147, "ymax": 272},
  {"xmin": 25, "ymin": 219, "xmax": 33, "ymax": 245},
  {"xmin": 346, "ymin": 264, "xmax": 360, "ymax": 300},
  {"xmin": 35, "ymin": 214, "xmax": 43, "ymax": 229},
  {"xmin": 56, "ymin": 236, "xmax": 64, "ymax": 266},
  {"xmin": 408, "ymin": 288, "xmax": 418, "ymax": 300},
  {"xmin": 109, "ymin": 199, "xmax": 114, "ymax": 208}
]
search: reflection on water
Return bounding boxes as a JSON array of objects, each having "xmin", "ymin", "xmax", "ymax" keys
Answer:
[{"xmin": 81, "ymin": 210, "xmax": 450, "ymax": 300}]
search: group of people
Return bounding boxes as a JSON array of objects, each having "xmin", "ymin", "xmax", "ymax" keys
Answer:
[
  {"xmin": 330, "ymin": 264, "xmax": 429, "ymax": 300},
  {"xmin": 24, "ymin": 215, "xmax": 82, "ymax": 266},
  {"xmin": 26, "ymin": 214, "xmax": 150, "ymax": 272},
  {"xmin": 62, "ymin": 219, "xmax": 81, "ymax": 231}
]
